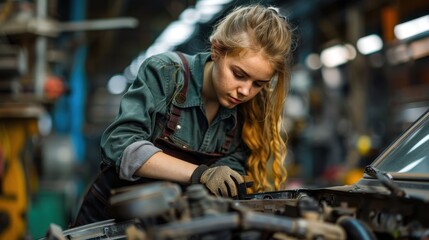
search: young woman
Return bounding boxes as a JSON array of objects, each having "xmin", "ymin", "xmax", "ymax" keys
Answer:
[{"xmin": 72, "ymin": 4, "xmax": 294, "ymax": 226}]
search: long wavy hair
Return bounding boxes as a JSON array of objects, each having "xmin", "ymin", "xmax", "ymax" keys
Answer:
[{"xmin": 210, "ymin": 5, "xmax": 293, "ymax": 192}]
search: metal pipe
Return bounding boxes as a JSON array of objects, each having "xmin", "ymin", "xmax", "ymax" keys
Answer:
[{"xmin": 35, "ymin": 0, "xmax": 48, "ymax": 97}]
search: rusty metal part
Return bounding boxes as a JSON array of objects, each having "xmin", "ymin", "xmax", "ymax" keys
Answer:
[
  {"xmin": 110, "ymin": 182, "xmax": 182, "ymax": 220},
  {"xmin": 152, "ymin": 213, "xmax": 240, "ymax": 239}
]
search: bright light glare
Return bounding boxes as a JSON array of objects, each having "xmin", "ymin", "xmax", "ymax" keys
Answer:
[
  {"xmin": 196, "ymin": 0, "xmax": 232, "ymax": 23},
  {"xmin": 321, "ymin": 67, "xmax": 342, "ymax": 89},
  {"xmin": 357, "ymin": 34, "xmax": 383, "ymax": 55},
  {"xmin": 145, "ymin": 43, "xmax": 172, "ymax": 58},
  {"xmin": 345, "ymin": 44, "xmax": 357, "ymax": 60},
  {"xmin": 398, "ymin": 157, "xmax": 425, "ymax": 173},
  {"xmin": 123, "ymin": 66, "xmax": 134, "ymax": 82},
  {"xmin": 410, "ymin": 37, "xmax": 429, "ymax": 59},
  {"xmin": 305, "ymin": 53, "xmax": 322, "ymax": 70},
  {"xmin": 195, "ymin": 5, "xmax": 223, "ymax": 23},
  {"xmin": 180, "ymin": 8, "xmax": 200, "ymax": 24},
  {"xmin": 408, "ymin": 135, "xmax": 429, "ymax": 154},
  {"xmin": 157, "ymin": 21, "xmax": 195, "ymax": 45},
  {"xmin": 197, "ymin": 0, "xmax": 232, "ymax": 5},
  {"xmin": 107, "ymin": 74, "xmax": 128, "ymax": 95},
  {"xmin": 196, "ymin": 0, "xmax": 233, "ymax": 6},
  {"xmin": 320, "ymin": 44, "xmax": 355, "ymax": 68},
  {"xmin": 394, "ymin": 15, "xmax": 429, "ymax": 40},
  {"xmin": 129, "ymin": 53, "xmax": 148, "ymax": 79}
]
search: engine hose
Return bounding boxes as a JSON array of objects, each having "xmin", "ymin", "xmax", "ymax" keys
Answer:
[{"xmin": 338, "ymin": 216, "xmax": 378, "ymax": 240}]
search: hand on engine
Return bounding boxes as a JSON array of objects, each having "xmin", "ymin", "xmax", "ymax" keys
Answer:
[{"xmin": 191, "ymin": 165, "xmax": 244, "ymax": 197}]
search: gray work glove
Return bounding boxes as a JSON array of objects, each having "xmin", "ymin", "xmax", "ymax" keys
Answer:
[{"xmin": 191, "ymin": 165, "xmax": 244, "ymax": 197}]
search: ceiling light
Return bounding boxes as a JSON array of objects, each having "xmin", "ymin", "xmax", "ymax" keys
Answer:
[
  {"xmin": 107, "ymin": 74, "xmax": 128, "ymax": 95},
  {"xmin": 357, "ymin": 34, "xmax": 383, "ymax": 55},
  {"xmin": 394, "ymin": 15, "xmax": 429, "ymax": 40},
  {"xmin": 320, "ymin": 44, "xmax": 355, "ymax": 68},
  {"xmin": 156, "ymin": 21, "xmax": 195, "ymax": 46}
]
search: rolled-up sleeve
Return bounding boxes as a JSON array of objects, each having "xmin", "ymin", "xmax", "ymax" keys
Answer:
[{"xmin": 119, "ymin": 140, "xmax": 161, "ymax": 180}]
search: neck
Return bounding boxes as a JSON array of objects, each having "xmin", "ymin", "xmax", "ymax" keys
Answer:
[
  {"xmin": 202, "ymin": 60, "xmax": 219, "ymax": 124},
  {"xmin": 202, "ymin": 61, "xmax": 216, "ymax": 103}
]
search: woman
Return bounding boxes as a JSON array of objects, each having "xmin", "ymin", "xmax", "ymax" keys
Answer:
[{"xmin": 73, "ymin": 4, "xmax": 293, "ymax": 226}]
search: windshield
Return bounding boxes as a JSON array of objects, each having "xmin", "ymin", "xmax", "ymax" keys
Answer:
[{"xmin": 372, "ymin": 111, "xmax": 429, "ymax": 174}]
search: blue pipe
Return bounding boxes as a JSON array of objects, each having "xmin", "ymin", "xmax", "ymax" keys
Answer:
[
  {"xmin": 69, "ymin": 0, "xmax": 87, "ymax": 162},
  {"xmin": 338, "ymin": 216, "xmax": 378, "ymax": 240}
]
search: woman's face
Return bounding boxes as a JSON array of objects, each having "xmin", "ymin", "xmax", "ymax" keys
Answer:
[{"xmin": 211, "ymin": 49, "xmax": 275, "ymax": 109}]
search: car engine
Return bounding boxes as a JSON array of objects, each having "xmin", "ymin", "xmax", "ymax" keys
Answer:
[{"xmin": 43, "ymin": 178, "xmax": 429, "ymax": 240}]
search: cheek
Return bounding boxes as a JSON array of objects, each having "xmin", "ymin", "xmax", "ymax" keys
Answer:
[
  {"xmin": 248, "ymin": 88, "xmax": 263, "ymax": 100},
  {"xmin": 215, "ymin": 79, "xmax": 232, "ymax": 93},
  {"xmin": 215, "ymin": 70, "xmax": 234, "ymax": 90}
]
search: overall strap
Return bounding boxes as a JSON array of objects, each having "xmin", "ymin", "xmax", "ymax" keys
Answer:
[
  {"xmin": 175, "ymin": 52, "xmax": 190, "ymax": 104},
  {"xmin": 162, "ymin": 51, "xmax": 236, "ymax": 154},
  {"xmin": 221, "ymin": 126, "xmax": 236, "ymax": 154},
  {"xmin": 161, "ymin": 51, "xmax": 190, "ymax": 138}
]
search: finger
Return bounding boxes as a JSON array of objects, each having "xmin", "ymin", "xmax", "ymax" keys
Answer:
[
  {"xmin": 219, "ymin": 183, "xmax": 229, "ymax": 197},
  {"xmin": 230, "ymin": 171, "xmax": 244, "ymax": 184},
  {"xmin": 206, "ymin": 184, "xmax": 218, "ymax": 196},
  {"xmin": 225, "ymin": 178, "xmax": 238, "ymax": 197}
]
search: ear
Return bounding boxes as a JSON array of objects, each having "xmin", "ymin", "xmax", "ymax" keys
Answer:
[
  {"xmin": 210, "ymin": 41, "xmax": 219, "ymax": 60},
  {"xmin": 210, "ymin": 46, "xmax": 217, "ymax": 60}
]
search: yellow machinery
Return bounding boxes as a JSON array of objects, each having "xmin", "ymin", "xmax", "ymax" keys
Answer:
[{"xmin": 0, "ymin": 103, "xmax": 42, "ymax": 239}]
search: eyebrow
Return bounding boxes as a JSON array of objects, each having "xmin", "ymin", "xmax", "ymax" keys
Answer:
[{"xmin": 234, "ymin": 66, "xmax": 272, "ymax": 82}]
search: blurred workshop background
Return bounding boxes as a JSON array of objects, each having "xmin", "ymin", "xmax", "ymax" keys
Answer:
[{"xmin": 0, "ymin": 0, "xmax": 428, "ymax": 238}]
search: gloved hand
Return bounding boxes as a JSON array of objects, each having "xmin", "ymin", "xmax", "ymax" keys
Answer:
[{"xmin": 191, "ymin": 165, "xmax": 244, "ymax": 197}]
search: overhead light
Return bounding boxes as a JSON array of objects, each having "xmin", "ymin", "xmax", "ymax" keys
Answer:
[
  {"xmin": 321, "ymin": 67, "xmax": 342, "ymax": 89},
  {"xmin": 305, "ymin": 53, "xmax": 322, "ymax": 70},
  {"xmin": 197, "ymin": 0, "xmax": 232, "ymax": 5},
  {"xmin": 320, "ymin": 44, "xmax": 356, "ymax": 68},
  {"xmin": 107, "ymin": 74, "xmax": 128, "ymax": 95},
  {"xmin": 357, "ymin": 34, "xmax": 383, "ymax": 55},
  {"xmin": 195, "ymin": 5, "xmax": 223, "ymax": 23},
  {"xmin": 180, "ymin": 8, "xmax": 200, "ymax": 24},
  {"xmin": 394, "ymin": 15, "xmax": 429, "ymax": 40},
  {"xmin": 129, "ymin": 53, "xmax": 148, "ymax": 78},
  {"xmin": 123, "ymin": 66, "xmax": 135, "ymax": 82},
  {"xmin": 156, "ymin": 21, "xmax": 195, "ymax": 46},
  {"xmin": 409, "ymin": 37, "xmax": 429, "ymax": 59},
  {"xmin": 345, "ymin": 44, "xmax": 357, "ymax": 60},
  {"xmin": 124, "ymin": 0, "xmax": 231, "ymax": 81},
  {"xmin": 195, "ymin": 0, "xmax": 231, "ymax": 23},
  {"xmin": 145, "ymin": 43, "xmax": 172, "ymax": 57}
]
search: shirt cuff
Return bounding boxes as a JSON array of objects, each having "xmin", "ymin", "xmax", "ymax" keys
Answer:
[{"xmin": 119, "ymin": 140, "xmax": 162, "ymax": 181}]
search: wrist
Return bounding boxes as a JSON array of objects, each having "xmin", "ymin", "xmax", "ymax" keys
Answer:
[{"xmin": 190, "ymin": 164, "xmax": 209, "ymax": 184}]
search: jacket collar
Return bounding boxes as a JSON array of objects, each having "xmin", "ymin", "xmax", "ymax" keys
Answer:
[{"xmin": 172, "ymin": 52, "xmax": 238, "ymax": 122}]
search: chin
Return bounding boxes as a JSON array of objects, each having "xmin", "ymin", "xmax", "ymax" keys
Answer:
[
  {"xmin": 225, "ymin": 105, "xmax": 236, "ymax": 109},
  {"xmin": 220, "ymin": 99, "xmax": 236, "ymax": 109}
]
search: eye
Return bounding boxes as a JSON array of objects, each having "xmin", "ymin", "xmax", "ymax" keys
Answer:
[
  {"xmin": 233, "ymin": 71, "xmax": 246, "ymax": 80},
  {"xmin": 253, "ymin": 81, "xmax": 267, "ymax": 88}
]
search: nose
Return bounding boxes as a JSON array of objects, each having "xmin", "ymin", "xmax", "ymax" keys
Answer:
[{"xmin": 237, "ymin": 81, "xmax": 252, "ymax": 97}]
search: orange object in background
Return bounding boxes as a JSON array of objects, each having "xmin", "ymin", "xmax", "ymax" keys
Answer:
[
  {"xmin": 381, "ymin": 5, "xmax": 398, "ymax": 43},
  {"xmin": 44, "ymin": 75, "xmax": 66, "ymax": 100},
  {"xmin": 343, "ymin": 168, "xmax": 364, "ymax": 185}
]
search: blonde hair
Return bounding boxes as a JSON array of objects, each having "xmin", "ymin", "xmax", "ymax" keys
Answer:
[{"xmin": 210, "ymin": 5, "xmax": 293, "ymax": 192}]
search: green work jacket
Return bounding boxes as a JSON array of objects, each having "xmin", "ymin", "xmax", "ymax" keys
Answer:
[{"xmin": 100, "ymin": 52, "xmax": 248, "ymax": 181}]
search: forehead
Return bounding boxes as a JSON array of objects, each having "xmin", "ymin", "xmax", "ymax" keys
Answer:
[{"xmin": 227, "ymin": 49, "xmax": 275, "ymax": 79}]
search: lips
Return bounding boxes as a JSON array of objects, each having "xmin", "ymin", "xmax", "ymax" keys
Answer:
[{"xmin": 228, "ymin": 96, "xmax": 242, "ymax": 105}]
